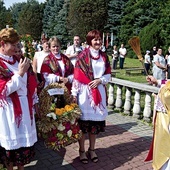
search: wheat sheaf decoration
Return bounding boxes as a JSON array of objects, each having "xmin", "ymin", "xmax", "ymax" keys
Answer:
[
  {"xmin": 128, "ymin": 36, "xmax": 143, "ymax": 61},
  {"xmin": 128, "ymin": 36, "xmax": 148, "ymax": 75}
]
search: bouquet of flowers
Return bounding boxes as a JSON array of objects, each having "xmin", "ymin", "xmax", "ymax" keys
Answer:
[
  {"xmin": 37, "ymin": 83, "xmax": 82, "ymax": 150},
  {"xmin": 21, "ymin": 34, "xmax": 35, "ymax": 60}
]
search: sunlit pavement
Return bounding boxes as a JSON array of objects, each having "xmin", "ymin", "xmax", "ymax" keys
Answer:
[{"xmin": 24, "ymin": 110, "xmax": 153, "ymax": 170}]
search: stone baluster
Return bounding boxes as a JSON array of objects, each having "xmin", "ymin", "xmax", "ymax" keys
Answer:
[
  {"xmin": 108, "ymin": 83, "xmax": 114, "ymax": 109},
  {"xmin": 133, "ymin": 89, "xmax": 141, "ymax": 118},
  {"xmin": 115, "ymin": 85, "xmax": 123, "ymax": 110},
  {"xmin": 124, "ymin": 87, "xmax": 132, "ymax": 115},
  {"xmin": 108, "ymin": 77, "xmax": 159, "ymax": 121},
  {"xmin": 143, "ymin": 92, "xmax": 152, "ymax": 122}
]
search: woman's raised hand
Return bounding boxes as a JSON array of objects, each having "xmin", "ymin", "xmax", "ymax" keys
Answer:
[{"xmin": 18, "ymin": 57, "xmax": 30, "ymax": 77}]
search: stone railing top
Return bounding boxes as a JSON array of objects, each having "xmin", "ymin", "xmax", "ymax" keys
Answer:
[{"xmin": 109, "ymin": 77, "xmax": 159, "ymax": 94}]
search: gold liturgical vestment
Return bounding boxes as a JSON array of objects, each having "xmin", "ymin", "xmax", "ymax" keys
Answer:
[{"xmin": 153, "ymin": 81, "xmax": 170, "ymax": 170}]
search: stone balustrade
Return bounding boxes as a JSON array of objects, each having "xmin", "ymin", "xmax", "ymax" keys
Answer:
[{"xmin": 108, "ymin": 77, "xmax": 159, "ymax": 122}]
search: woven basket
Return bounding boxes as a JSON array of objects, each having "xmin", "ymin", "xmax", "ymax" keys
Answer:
[{"xmin": 37, "ymin": 83, "xmax": 82, "ymax": 150}]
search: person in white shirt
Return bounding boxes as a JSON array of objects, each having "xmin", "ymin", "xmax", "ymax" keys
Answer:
[
  {"xmin": 36, "ymin": 41, "xmax": 43, "ymax": 51},
  {"xmin": 144, "ymin": 50, "xmax": 151, "ymax": 75},
  {"xmin": 65, "ymin": 35, "xmax": 83, "ymax": 67},
  {"xmin": 112, "ymin": 45, "xmax": 118, "ymax": 70},
  {"xmin": 32, "ymin": 38, "xmax": 50, "ymax": 82},
  {"xmin": 119, "ymin": 43, "xmax": 127, "ymax": 69},
  {"xmin": 152, "ymin": 48, "xmax": 166, "ymax": 80}
]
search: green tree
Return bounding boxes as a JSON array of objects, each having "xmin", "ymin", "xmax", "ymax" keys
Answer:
[
  {"xmin": 106, "ymin": 0, "xmax": 128, "ymax": 45},
  {"xmin": 0, "ymin": 0, "xmax": 13, "ymax": 30},
  {"xmin": 53, "ymin": 0, "xmax": 70, "ymax": 48},
  {"xmin": 10, "ymin": 2, "xmax": 26, "ymax": 30},
  {"xmin": 158, "ymin": 0, "xmax": 170, "ymax": 52},
  {"xmin": 42, "ymin": 0, "xmax": 64, "ymax": 37},
  {"xmin": 120, "ymin": 0, "xmax": 160, "ymax": 41},
  {"xmin": 18, "ymin": 0, "xmax": 44, "ymax": 40},
  {"xmin": 67, "ymin": 0, "xmax": 108, "ymax": 42},
  {"xmin": 119, "ymin": 0, "xmax": 166, "ymax": 57},
  {"xmin": 139, "ymin": 20, "xmax": 160, "ymax": 54}
]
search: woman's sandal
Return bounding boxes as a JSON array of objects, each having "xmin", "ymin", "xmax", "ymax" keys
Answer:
[
  {"xmin": 88, "ymin": 148, "xmax": 98, "ymax": 163},
  {"xmin": 79, "ymin": 150, "xmax": 88, "ymax": 164}
]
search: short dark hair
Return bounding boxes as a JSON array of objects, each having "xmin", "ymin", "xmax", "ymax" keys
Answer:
[{"xmin": 86, "ymin": 30, "xmax": 102, "ymax": 46}]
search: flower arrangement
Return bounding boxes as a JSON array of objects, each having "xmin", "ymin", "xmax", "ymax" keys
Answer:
[
  {"xmin": 21, "ymin": 34, "xmax": 35, "ymax": 60},
  {"xmin": 37, "ymin": 83, "xmax": 82, "ymax": 150}
]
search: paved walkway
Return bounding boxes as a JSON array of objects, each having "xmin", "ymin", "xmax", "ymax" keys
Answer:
[{"xmin": 24, "ymin": 110, "xmax": 153, "ymax": 170}]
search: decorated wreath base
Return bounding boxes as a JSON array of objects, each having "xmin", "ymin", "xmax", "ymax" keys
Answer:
[{"xmin": 37, "ymin": 83, "xmax": 82, "ymax": 150}]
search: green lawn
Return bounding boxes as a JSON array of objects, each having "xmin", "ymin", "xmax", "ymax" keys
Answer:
[{"xmin": 110, "ymin": 57, "xmax": 148, "ymax": 83}]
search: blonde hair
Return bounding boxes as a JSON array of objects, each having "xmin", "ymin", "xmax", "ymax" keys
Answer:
[
  {"xmin": 48, "ymin": 36, "xmax": 61, "ymax": 47},
  {"xmin": 0, "ymin": 27, "xmax": 20, "ymax": 45}
]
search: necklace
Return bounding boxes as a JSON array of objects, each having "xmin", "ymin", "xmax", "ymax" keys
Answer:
[
  {"xmin": 55, "ymin": 57, "xmax": 62, "ymax": 61},
  {"xmin": 55, "ymin": 54, "xmax": 62, "ymax": 61},
  {"xmin": 90, "ymin": 55, "xmax": 100, "ymax": 60},
  {"xmin": 0, "ymin": 56, "xmax": 16, "ymax": 65}
]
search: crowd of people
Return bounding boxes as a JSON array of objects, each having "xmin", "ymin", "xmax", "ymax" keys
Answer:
[
  {"xmin": 0, "ymin": 27, "xmax": 111, "ymax": 169},
  {"xmin": 1, "ymin": 26, "xmax": 170, "ymax": 170},
  {"xmin": 110, "ymin": 43, "xmax": 170, "ymax": 82},
  {"xmin": 111, "ymin": 43, "xmax": 127, "ymax": 70}
]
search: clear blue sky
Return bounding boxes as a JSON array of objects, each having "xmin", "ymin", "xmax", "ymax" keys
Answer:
[{"xmin": 4, "ymin": 0, "xmax": 46, "ymax": 9}]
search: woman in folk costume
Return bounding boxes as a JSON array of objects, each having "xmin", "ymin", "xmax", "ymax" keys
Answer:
[
  {"xmin": 145, "ymin": 75, "xmax": 170, "ymax": 170},
  {"xmin": 71, "ymin": 30, "xmax": 111, "ymax": 164},
  {"xmin": 40, "ymin": 36, "xmax": 74, "ymax": 92},
  {"xmin": 0, "ymin": 28, "xmax": 38, "ymax": 170}
]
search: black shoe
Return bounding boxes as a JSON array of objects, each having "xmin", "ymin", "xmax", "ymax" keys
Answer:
[
  {"xmin": 88, "ymin": 148, "xmax": 98, "ymax": 163},
  {"xmin": 79, "ymin": 150, "xmax": 88, "ymax": 164}
]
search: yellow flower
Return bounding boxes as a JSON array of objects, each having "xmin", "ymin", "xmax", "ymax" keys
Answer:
[
  {"xmin": 70, "ymin": 103, "xmax": 77, "ymax": 108},
  {"xmin": 60, "ymin": 108, "xmax": 66, "ymax": 113},
  {"xmin": 65, "ymin": 105, "xmax": 74, "ymax": 112},
  {"xmin": 75, "ymin": 134, "xmax": 79, "ymax": 139},
  {"xmin": 51, "ymin": 142, "xmax": 55, "ymax": 146},
  {"xmin": 55, "ymin": 108, "xmax": 63, "ymax": 116}
]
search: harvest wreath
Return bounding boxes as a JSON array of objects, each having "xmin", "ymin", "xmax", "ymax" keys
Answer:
[{"xmin": 36, "ymin": 83, "xmax": 82, "ymax": 150}]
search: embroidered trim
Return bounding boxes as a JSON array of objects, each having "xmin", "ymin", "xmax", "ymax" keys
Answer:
[{"xmin": 0, "ymin": 56, "xmax": 16, "ymax": 65}]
